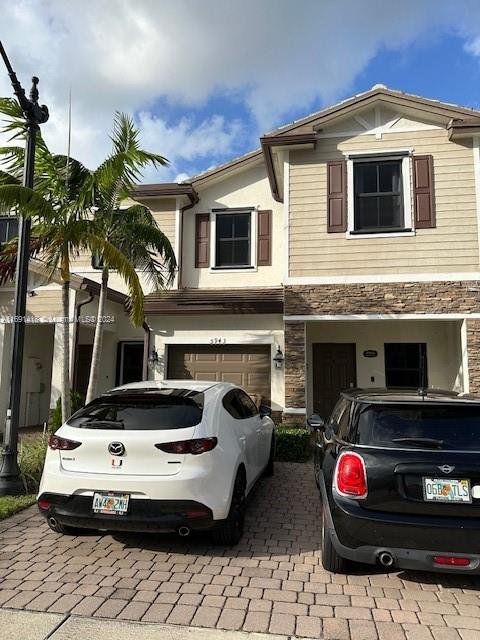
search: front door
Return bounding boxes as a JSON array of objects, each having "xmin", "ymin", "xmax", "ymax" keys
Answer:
[
  {"xmin": 116, "ymin": 341, "xmax": 144, "ymax": 386},
  {"xmin": 312, "ymin": 343, "xmax": 356, "ymax": 417}
]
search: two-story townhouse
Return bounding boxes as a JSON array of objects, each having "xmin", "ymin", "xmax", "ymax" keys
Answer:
[{"xmin": 2, "ymin": 84, "xmax": 480, "ymax": 431}]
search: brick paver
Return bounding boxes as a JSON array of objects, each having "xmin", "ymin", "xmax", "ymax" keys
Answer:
[{"xmin": 1, "ymin": 462, "xmax": 480, "ymax": 638}]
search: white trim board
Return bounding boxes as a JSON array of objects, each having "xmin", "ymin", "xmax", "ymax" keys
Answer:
[
  {"xmin": 473, "ymin": 136, "xmax": 480, "ymax": 266},
  {"xmin": 283, "ymin": 150, "xmax": 290, "ymax": 282},
  {"xmin": 162, "ymin": 336, "xmax": 276, "ymax": 345},
  {"xmin": 285, "ymin": 272, "xmax": 480, "ymax": 285},
  {"xmin": 283, "ymin": 407, "xmax": 306, "ymax": 414},
  {"xmin": 284, "ymin": 313, "xmax": 480, "ymax": 321}
]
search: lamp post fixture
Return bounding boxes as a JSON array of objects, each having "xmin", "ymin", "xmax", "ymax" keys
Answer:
[{"xmin": 0, "ymin": 41, "xmax": 49, "ymax": 495}]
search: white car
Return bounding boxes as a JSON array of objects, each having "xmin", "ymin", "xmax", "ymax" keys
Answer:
[{"xmin": 38, "ymin": 380, "xmax": 275, "ymax": 545}]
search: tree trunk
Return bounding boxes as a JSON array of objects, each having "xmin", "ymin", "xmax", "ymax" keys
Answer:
[
  {"xmin": 85, "ymin": 267, "xmax": 108, "ymax": 404},
  {"xmin": 61, "ymin": 279, "xmax": 72, "ymax": 421}
]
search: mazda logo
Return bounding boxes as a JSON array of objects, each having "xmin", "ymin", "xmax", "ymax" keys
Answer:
[
  {"xmin": 438, "ymin": 465, "xmax": 455, "ymax": 474},
  {"xmin": 108, "ymin": 442, "xmax": 125, "ymax": 457}
]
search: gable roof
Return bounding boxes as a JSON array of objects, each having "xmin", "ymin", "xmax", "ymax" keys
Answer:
[{"xmin": 134, "ymin": 85, "xmax": 480, "ymax": 201}]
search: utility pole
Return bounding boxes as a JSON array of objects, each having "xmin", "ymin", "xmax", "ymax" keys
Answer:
[{"xmin": 0, "ymin": 41, "xmax": 49, "ymax": 495}]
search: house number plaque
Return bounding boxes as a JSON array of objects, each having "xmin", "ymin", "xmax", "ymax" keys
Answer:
[{"xmin": 363, "ymin": 350, "xmax": 378, "ymax": 358}]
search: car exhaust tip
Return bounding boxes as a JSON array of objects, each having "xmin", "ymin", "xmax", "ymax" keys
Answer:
[
  {"xmin": 178, "ymin": 526, "xmax": 191, "ymax": 537},
  {"xmin": 48, "ymin": 516, "xmax": 58, "ymax": 529},
  {"xmin": 377, "ymin": 551, "xmax": 395, "ymax": 568}
]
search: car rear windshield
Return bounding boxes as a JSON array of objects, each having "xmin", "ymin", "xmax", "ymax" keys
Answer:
[
  {"xmin": 67, "ymin": 389, "xmax": 204, "ymax": 430},
  {"xmin": 355, "ymin": 403, "xmax": 480, "ymax": 450}
]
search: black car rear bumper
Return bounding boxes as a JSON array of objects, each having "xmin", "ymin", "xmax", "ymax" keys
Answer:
[
  {"xmin": 321, "ymin": 480, "xmax": 480, "ymax": 573},
  {"xmin": 38, "ymin": 492, "xmax": 215, "ymax": 533}
]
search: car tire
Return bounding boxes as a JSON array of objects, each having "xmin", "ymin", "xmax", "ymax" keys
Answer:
[
  {"xmin": 263, "ymin": 432, "xmax": 275, "ymax": 477},
  {"xmin": 213, "ymin": 470, "xmax": 246, "ymax": 546},
  {"xmin": 321, "ymin": 508, "xmax": 348, "ymax": 574}
]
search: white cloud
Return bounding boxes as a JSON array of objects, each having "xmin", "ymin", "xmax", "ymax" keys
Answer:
[{"xmin": 2, "ymin": 0, "xmax": 480, "ymax": 178}]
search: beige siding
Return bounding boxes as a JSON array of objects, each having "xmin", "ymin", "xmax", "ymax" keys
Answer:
[
  {"xmin": 288, "ymin": 129, "xmax": 478, "ymax": 277},
  {"xmin": 68, "ymin": 198, "xmax": 177, "ymax": 293},
  {"xmin": 0, "ymin": 288, "xmax": 64, "ymax": 319}
]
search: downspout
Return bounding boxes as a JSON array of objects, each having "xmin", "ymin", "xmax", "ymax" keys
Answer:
[
  {"xmin": 178, "ymin": 191, "xmax": 199, "ymax": 289},
  {"xmin": 142, "ymin": 321, "xmax": 150, "ymax": 381},
  {"xmin": 72, "ymin": 287, "xmax": 94, "ymax": 393}
]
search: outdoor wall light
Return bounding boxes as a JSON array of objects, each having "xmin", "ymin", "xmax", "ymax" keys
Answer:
[
  {"xmin": 148, "ymin": 347, "xmax": 159, "ymax": 366},
  {"xmin": 273, "ymin": 346, "xmax": 284, "ymax": 369}
]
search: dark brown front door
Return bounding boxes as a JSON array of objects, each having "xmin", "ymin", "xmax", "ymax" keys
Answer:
[
  {"xmin": 75, "ymin": 344, "xmax": 93, "ymax": 399},
  {"xmin": 312, "ymin": 343, "xmax": 356, "ymax": 417}
]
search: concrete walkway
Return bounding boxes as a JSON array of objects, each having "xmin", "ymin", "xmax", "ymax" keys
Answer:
[{"xmin": 0, "ymin": 610, "xmax": 289, "ymax": 640}]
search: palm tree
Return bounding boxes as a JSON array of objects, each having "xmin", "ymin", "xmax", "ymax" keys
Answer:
[
  {"xmin": 0, "ymin": 107, "xmax": 145, "ymax": 421},
  {"xmin": 84, "ymin": 113, "xmax": 176, "ymax": 403}
]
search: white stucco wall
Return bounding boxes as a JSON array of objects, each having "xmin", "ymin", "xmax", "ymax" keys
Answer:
[
  {"xmin": 182, "ymin": 163, "xmax": 284, "ymax": 289},
  {"xmin": 146, "ymin": 314, "xmax": 285, "ymax": 412}
]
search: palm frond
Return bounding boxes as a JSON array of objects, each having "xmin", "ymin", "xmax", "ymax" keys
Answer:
[{"xmin": 0, "ymin": 185, "xmax": 56, "ymax": 221}]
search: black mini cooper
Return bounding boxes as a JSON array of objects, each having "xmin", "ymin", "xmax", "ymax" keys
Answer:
[{"xmin": 311, "ymin": 389, "xmax": 480, "ymax": 574}]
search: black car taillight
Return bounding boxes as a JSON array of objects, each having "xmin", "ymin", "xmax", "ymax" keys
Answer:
[
  {"xmin": 48, "ymin": 435, "xmax": 82, "ymax": 451},
  {"xmin": 155, "ymin": 437, "xmax": 217, "ymax": 455}
]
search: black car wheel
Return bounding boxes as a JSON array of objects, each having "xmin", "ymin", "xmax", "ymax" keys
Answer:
[
  {"xmin": 213, "ymin": 470, "xmax": 246, "ymax": 546},
  {"xmin": 321, "ymin": 507, "xmax": 348, "ymax": 573}
]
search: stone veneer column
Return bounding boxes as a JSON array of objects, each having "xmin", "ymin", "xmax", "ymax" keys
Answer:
[
  {"xmin": 283, "ymin": 321, "xmax": 306, "ymax": 424},
  {"xmin": 467, "ymin": 319, "xmax": 480, "ymax": 393}
]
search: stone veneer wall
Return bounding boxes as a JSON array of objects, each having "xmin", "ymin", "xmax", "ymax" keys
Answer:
[
  {"xmin": 467, "ymin": 320, "xmax": 480, "ymax": 394},
  {"xmin": 283, "ymin": 281, "xmax": 480, "ymax": 420}
]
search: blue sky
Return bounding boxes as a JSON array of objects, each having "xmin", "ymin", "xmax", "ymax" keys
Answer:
[{"xmin": 2, "ymin": 1, "xmax": 480, "ymax": 183}]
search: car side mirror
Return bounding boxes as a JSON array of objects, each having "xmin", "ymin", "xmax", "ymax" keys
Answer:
[
  {"xmin": 307, "ymin": 414, "xmax": 325, "ymax": 431},
  {"xmin": 259, "ymin": 404, "xmax": 272, "ymax": 418}
]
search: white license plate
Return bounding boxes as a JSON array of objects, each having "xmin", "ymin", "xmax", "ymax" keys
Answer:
[
  {"xmin": 423, "ymin": 478, "xmax": 471, "ymax": 503},
  {"xmin": 92, "ymin": 492, "xmax": 130, "ymax": 515}
]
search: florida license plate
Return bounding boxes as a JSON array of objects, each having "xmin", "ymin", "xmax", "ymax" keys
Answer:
[
  {"xmin": 92, "ymin": 492, "xmax": 130, "ymax": 515},
  {"xmin": 423, "ymin": 478, "xmax": 471, "ymax": 503}
]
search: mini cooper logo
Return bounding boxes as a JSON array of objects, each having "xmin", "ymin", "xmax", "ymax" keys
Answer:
[
  {"xmin": 108, "ymin": 442, "xmax": 125, "ymax": 457},
  {"xmin": 438, "ymin": 465, "xmax": 455, "ymax": 474}
]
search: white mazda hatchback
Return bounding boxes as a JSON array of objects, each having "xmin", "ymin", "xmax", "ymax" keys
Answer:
[{"xmin": 38, "ymin": 380, "xmax": 275, "ymax": 545}]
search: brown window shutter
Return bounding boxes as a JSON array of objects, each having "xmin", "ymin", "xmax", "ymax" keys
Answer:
[
  {"xmin": 195, "ymin": 213, "xmax": 210, "ymax": 268},
  {"xmin": 413, "ymin": 155, "xmax": 435, "ymax": 229},
  {"xmin": 257, "ymin": 210, "xmax": 272, "ymax": 266},
  {"xmin": 327, "ymin": 160, "xmax": 347, "ymax": 232}
]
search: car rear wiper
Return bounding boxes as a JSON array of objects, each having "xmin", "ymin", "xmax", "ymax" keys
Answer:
[
  {"xmin": 83, "ymin": 419, "xmax": 125, "ymax": 430},
  {"xmin": 391, "ymin": 437, "xmax": 443, "ymax": 448}
]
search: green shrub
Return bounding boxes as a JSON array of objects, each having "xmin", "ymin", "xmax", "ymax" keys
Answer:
[
  {"xmin": 275, "ymin": 426, "xmax": 311, "ymax": 462},
  {"xmin": 50, "ymin": 390, "xmax": 85, "ymax": 433},
  {"xmin": 18, "ymin": 437, "xmax": 48, "ymax": 494}
]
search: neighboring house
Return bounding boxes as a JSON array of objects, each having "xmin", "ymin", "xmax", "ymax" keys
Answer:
[{"xmin": 2, "ymin": 83, "xmax": 480, "ymax": 429}]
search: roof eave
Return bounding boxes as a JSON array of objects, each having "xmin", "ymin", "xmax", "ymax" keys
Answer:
[{"xmin": 260, "ymin": 133, "xmax": 317, "ymax": 203}]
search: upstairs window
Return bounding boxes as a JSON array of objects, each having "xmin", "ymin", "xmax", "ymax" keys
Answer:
[
  {"xmin": 215, "ymin": 212, "xmax": 251, "ymax": 268},
  {"xmin": 353, "ymin": 160, "xmax": 404, "ymax": 233},
  {"xmin": 0, "ymin": 216, "xmax": 18, "ymax": 245}
]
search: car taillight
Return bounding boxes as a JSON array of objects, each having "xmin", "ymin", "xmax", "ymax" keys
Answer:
[
  {"xmin": 38, "ymin": 498, "xmax": 51, "ymax": 510},
  {"xmin": 434, "ymin": 556, "xmax": 471, "ymax": 567},
  {"xmin": 334, "ymin": 451, "xmax": 368, "ymax": 499},
  {"xmin": 155, "ymin": 437, "xmax": 217, "ymax": 455},
  {"xmin": 48, "ymin": 435, "xmax": 82, "ymax": 451}
]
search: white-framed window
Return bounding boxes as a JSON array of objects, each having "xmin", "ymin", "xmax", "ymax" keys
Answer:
[
  {"xmin": 346, "ymin": 151, "xmax": 413, "ymax": 239},
  {"xmin": 210, "ymin": 208, "xmax": 257, "ymax": 271}
]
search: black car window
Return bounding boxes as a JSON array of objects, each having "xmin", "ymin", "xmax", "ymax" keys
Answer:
[
  {"xmin": 355, "ymin": 403, "xmax": 480, "ymax": 450},
  {"xmin": 337, "ymin": 401, "xmax": 351, "ymax": 440},
  {"xmin": 223, "ymin": 390, "xmax": 246, "ymax": 420},
  {"xmin": 68, "ymin": 389, "xmax": 204, "ymax": 430},
  {"xmin": 329, "ymin": 398, "xmax": 348, "ymax": 435},
  {"xmin": 238, "ymin": 390, "xmax": 259, "ymax": 418}
]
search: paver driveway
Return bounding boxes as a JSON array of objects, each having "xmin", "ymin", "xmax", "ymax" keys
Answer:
[{"xmin": 1, "ymin": 462, "xmax": 480, "ymax": 639}]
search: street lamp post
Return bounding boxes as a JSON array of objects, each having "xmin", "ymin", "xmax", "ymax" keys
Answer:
[{"xmin": 0, "ymin": 41, "xmax": 49, "ymax": 495}]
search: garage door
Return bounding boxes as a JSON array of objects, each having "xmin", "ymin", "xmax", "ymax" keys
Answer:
[{"xmin": 167, "ymin": 345, "xmax": 271, "ymax": 405}]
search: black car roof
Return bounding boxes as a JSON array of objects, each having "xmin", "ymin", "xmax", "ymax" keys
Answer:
[{"xmin": 341, "ymin": 388, "xmax": 480, "ymax": 405}]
